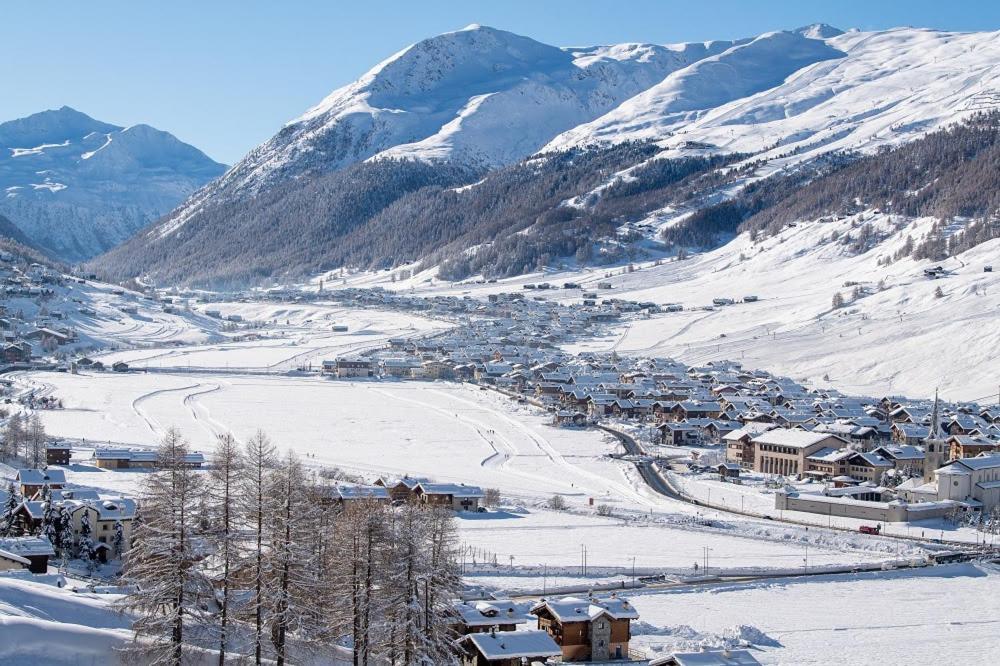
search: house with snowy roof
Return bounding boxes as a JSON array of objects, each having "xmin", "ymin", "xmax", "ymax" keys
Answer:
[
  {"xmin": 413, "ymin": 482, "xmax": 485, "ymax": 511},
  {"xmin": 15, "ymin": 468, "xmax": 66, "ymax": 497},
  {"xmin": 450, "ymin": 599, "xmax": 535, "ymax": 635},
  {"xmin": 531, "ymin": 595, "xmax": 641, "ymax": 663},
  {"xmin": 0, "ymin": 536, "xmax": 54, "ymax": 573},
  {"xmin": 456, "ymin": 629, "xmax": 562, "ymax": 666}
]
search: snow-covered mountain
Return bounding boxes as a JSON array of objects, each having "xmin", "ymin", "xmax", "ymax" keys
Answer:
[
  {"xmin": 189, "ymin": 25, "xmax": 739, "ymax": 201},
  {"xmin": 0, "ymin": 106, "xmax": 226, "ymax": 261},
  {"xmin": 95, "ymin": 23, "xmax": 1000, "ymax": 287},
  {"xmin": 545, "ymin": 27, "xmax": 1000, "ymax": 164}
]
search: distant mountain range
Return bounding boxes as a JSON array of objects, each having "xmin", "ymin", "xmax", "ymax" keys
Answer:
[
  {"xmin": 0, "ymin": 106, "xmax": 226, "ymax": 262},
  {"xmin": 92, "ymin": 23, "xmax": 1000, "ymax": 287}
]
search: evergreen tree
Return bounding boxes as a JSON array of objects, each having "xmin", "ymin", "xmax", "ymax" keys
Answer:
[{"xmin": 0, "ymin": 481, "xmax": 22, "ymax": 536}]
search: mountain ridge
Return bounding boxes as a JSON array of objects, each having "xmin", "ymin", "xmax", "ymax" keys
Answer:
[{"xmin": 0, "ymin": 106, "xmax": 227, "ymax": 261}]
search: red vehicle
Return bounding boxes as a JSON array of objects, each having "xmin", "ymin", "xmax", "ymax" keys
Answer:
[{"xmin": 859, "ymin": 524, "xmax": 881, "ymax": 535}]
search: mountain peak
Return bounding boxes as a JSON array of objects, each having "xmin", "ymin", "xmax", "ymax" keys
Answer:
[
  {"xmin": 794, "ymin": 23, "xmax": 845, "ymax": 39},
  {"xmin": 0, "ymin": 106, "xmax": 121, "ymax": 147}
]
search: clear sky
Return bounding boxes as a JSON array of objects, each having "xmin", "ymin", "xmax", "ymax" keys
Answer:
[{"xmin": 3, "ymin": 0, "xmax": 998, "ymax": 164}]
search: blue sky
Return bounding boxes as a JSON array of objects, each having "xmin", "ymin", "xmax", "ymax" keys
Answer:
[{"xmin": 3, "ymin": 0, "xmax": 998, "ymax": 163}]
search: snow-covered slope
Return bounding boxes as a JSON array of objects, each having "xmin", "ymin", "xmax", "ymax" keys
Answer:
[
  {"xmin": 176, "ymin": 25, "xmax": 737, "ymax": 205},
  {"xmin": 546, "ymin": 27, "xmax": 1000, "ymax": 166},
  {"xmin": 0, "ymin": 107, "xmax": 226, "ymax": 261}
]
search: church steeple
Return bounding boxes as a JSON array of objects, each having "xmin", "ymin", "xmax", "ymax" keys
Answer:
[
  {"xmin": 922, "ymin": 388, "xmax": 947, "ymax": 483},
  {"xmin": 928, "ymin": 389, "xmax": 943, "ymax": 441}
]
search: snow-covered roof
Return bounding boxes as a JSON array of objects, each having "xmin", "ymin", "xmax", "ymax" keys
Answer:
[
  {"xmin": 0, "ymin": 536, "xmax": 55, "ymax": 557},
  {"xmin": 333, "ymin": 485, "xmax": 390, "ymax": 500},
  {"xmin": 416, "ymin": 482, "xmax": 484, "ymax": 498},
  {"xmin": 0, "ymin": 549, "xmax": 30, "ymax": 566},
  {"xmin": 651, "ymin": 648, "xmax": 763, "ymax": 665},
  {"xmin": 532, "ymin": 595, "xmax": 639, "ymax": 622},
  {"xmin": 15, "ymin": 469, "xmax": 66, "ymax": 485},
  {"xmin": 458, "ymin": 630, "xmax": 561, "ymax": 659},
  {"xmin": 751, "ymin": 429, "xmax": 842, "ymax": 449},
  {"xmin": 451, "ymin": 599, "xmax": 534, "ymax": 626}
]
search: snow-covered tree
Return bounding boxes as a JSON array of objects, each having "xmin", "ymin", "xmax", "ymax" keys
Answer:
[
  {"xmin": 27, "ymin": 412, "xmax": 46, "ymax": 467},
  {"xmin": 2, "ymin": 413, "xmax": 25, "ymax": 462},
  {"xmin": 0, "ymin": 481, "xmax": 22, "ymax": 536},
  {"xmin": 120, "ymin": 428, "xmax": 209, "ymax": 665},
  {"xmin": 78, "ymin": 510, "xmax": 96, "ymax": 571},
  {"xmin": 205, "ymin": 432, "xmax": 243, "ymax": 665},
  {"xmin": 112, "ymin": 520, "xmax": 125, "ymax": 559},
  {"xmin": 238, "ymin": 430, "xmax": 277, "ymax": 665},
  {"xmin": 265, "ymin": 450, "xmax": 331, "ymax": 665}
]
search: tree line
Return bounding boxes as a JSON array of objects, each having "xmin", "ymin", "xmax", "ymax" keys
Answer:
[{"xmin": 120, "ymin": 428, "xmax": 461, "ymax": 666}]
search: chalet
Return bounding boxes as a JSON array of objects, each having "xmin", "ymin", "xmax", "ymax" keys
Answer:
[
  {"xmin": 324, "ymin": 485, "xmax": 390, "ymax": 508},
  {"xmin": 892, "ymin": 423, "xmax": 930, "ymax": 446},
  {"xmin": 556, "ymin": 410, "xmax": 587, "ymax": 427},
  {"xmin": 456, "ymin": 630, "xmax": 562, "ymax": 666},
  {"xmin": 336, "ymin": 358, "xmax": 373, "ymax": 378},
  {"xmin": 15, "ymin": 468, "xmax": 66, "ymax": 497},
  {"xmin": 723, "ymin": 423, "xmax": 777, "ymax": 469},
  {"xmin": 46, "ymin": 441, "xmax": 72, "ymax": 465},
  {"xmin": 414, "ymin": 483, "xmax": 485, "ymax": 511},
  {"xmin": 659, "ymin": 422, "xmax": 700, "ymax": 446},
  {"xmin": 374, "ymin": 476, "xmax": 428, "ymax": 503},
  {"xmin": 0, "ymin": 547, "xmax": 30, "ymax": 572},
  {"xmin": 450, "ymin": 599, "xmax": 534, "ymax": 635},
  {"xmin": 0, "ymin": 536, "xmax": 55, "ymax": 573},
  {"xmin": 3, "ymin": 341, "xmax": 32, "ymax": 363},
  {"xmin": 718, "ymin": 462, "xmax": 741, "ymax": 480},
  {"xmin": 532, "ymin": 595, "xmax": 640, "ymax": 662},
  {"xmin": 25, "ymin": 327, "xmax": 71, "ymax": 346},
  {"xmin": 111, "ymin": 360, "xmax": 129, "ymax": 372},
  {"xmin": 804, "ymin": 447, "xmax": 854, "ymax": 480},
  {"xmin": 843, "ymin": 451, "xmax": 894, "ymax": 484},
  {"xmin": 93, "ymin": 447, "xmax": 204, "ymax": 469},
  {"xmin": 871, "ymin": 445, "xmax": 925, "ymax": 477},
  {"xmin": 947, "ymin": 435, "xmax": 997, "ymax": 461}
]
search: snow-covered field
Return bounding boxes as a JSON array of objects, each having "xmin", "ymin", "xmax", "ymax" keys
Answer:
[
  {"xmin": 629, "ymin": 562, "xmax": 1000, "ymax": 665},
  {"xmin": 93, "ymin": 303, "xmax": 449, "ymax": 371}
]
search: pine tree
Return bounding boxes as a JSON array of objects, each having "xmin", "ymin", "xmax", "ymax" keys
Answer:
[
  {"xmin": 0, "ymin": 481, "xmax": 22, "ymax": 536},
  {"xmin": 78, "ymin": 511, "xmax": 95, "ymax": 570},
  {"xmin": 120, "ymin": 428, "xmax": 208, "ymax": 666},
  {"xmin": 112, "ymin": 520, "xmax": 125, "ymax": 560},
  {"xmin": 55, "ymin": 505, "xmax": 73, "ymax": 560}
]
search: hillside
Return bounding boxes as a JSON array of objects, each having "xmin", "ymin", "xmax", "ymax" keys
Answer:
[
  {"xmin": 0, "ymin": 107, "xmax": 227, "ymax": 261},
  {"xmin": 93, "ymin": 24, "xmax": 1000, "ymax": 287}
]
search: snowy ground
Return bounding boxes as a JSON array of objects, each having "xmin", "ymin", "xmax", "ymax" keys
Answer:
[
  {"xmin": 321, "ymin": 215, "xmax": 999, "ymax": 402},
  {"xmin": 628, "ymin": 562, "xmax": 1000, "ymax": 665}
]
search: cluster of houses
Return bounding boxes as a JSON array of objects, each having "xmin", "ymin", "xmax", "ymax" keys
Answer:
[
  {"xmin": 323, "ymin": 476, "xmax": 486, "ymax": 512},
  {"xmin": 451, "ymin": 593, "xmax": 759, "ymax": 665},
  {"xmin": 313, "ymin": 287, "xmax": 1000, "ymax": 524},
  {"xmin": 1, "ymin": 467, "xmax": 136, "ymax": 568}
]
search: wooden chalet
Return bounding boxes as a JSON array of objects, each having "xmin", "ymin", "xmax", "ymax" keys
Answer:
[{"xmin": 531, "ymin": 595, "xmax": 640, "ymax": 662}]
